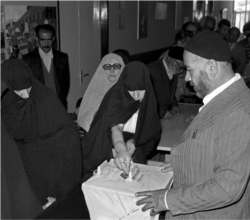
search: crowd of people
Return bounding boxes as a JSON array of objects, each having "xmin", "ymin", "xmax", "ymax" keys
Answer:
[{"xmin": 1, "ymin": 16, "xmax": 250, "ymax": 220}]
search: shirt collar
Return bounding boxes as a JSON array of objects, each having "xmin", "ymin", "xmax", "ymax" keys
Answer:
[
  {"xmin": 199, "ymin": 73, "xmax": 241, "ymax": 112},
  {"xmin": 39, "ymin": 47, "xmax": 53, "ymax": 59}
]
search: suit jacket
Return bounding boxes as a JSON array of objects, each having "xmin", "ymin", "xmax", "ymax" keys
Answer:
[
  {"xmin": 231, "ymin": 43, "xmax": 247, "ymax": 75},
  {"xmin": 166, "ymin": 78, "xmax": 250, "ymax": 219},
  {"xmin": 147, "ymin": 59, "xmax": 178, "ymax": 119},
  {"xmin": 238, "ymin": 38, "xmax": 247, "ymax": 47},
  {"xmin": 22, "ymin": 48, "xmax": 70, "ymax": 109}
]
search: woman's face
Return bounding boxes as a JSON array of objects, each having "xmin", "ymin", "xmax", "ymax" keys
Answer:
[
  {"xmin": 14, "ymin": 87, "xmax": 32, "ymax": 99},
  {"xmin": 103, "ymin": 60, "xmax": 122, "ymax": 82},
  {"xmin": 128, "ymin": 90, "xmax": 145, "ymax": 102}
]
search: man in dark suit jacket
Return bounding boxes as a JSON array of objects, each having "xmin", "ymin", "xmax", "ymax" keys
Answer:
[
  {"xmin": 136, "ymin": 31, "xmax": 250, "ymax": 220},
  {"xmin": 147, "ymin": 47, "xmax": 184, "ymax": 119},
  {"xmin": 23, "ymin": 24, "xmax": 70, "ymax": 109}
]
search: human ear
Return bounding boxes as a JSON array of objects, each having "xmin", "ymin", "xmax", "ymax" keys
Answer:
[{"xmin": 205, "ymin": 60, "xmax": 217, "ymax": 77}]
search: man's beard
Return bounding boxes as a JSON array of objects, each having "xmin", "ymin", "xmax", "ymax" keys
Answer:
[{"xmin": 194, "ymin": 70, "xmax": 211, "ymax": 98}]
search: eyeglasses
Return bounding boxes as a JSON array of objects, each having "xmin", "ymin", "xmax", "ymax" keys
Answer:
[
  {"xmin": 38, "ymin": 38, "xmax": 53, "ymax": 43},
  {"xmin": 103, "ymin": 63, "xmax": 122, "ymax": 70}
]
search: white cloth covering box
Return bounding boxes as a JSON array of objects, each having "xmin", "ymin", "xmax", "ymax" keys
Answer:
[{"xmin": 82, "ymin": 159, "xmax": 173, "ymax": 220}]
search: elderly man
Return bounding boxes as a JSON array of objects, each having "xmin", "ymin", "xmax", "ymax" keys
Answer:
[
  {"xmin": 181, "ymin": 21, "xmax": 198, "ymax": 37},
  {"xmin": 22, "ymin": 24, "xmax": 70, "ymax": 109},
  {"xmin": 147, "ymin": 47, "xmax": 185, "ymax": 119},
  {"xmin": 226, "ymin": 27, "xmax": 247, "ymax": 75},
  {"xmin": 136, "ymin": 31, "xmax": 250, "ymax": 219}
]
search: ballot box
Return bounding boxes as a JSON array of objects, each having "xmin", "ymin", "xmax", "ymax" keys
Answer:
[{"xmin": 82, "ymin": 159, "xmax": 173, "ymax": 220}]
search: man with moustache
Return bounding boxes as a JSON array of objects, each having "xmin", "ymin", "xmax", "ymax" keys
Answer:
[
  {"xmin": 136, "ymin": 31, "xmax": 250, "ymax": 219},
  {"xmin": 22, "ymin": 24, "xmax": 70, "ymax": 109}
]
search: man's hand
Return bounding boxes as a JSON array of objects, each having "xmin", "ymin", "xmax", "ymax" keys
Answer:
[{"xmin": 135, "ymin": 189, "xmax": 168, "ymax": 216}]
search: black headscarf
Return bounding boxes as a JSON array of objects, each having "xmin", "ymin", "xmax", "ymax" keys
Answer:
[
  {"xmin": 113, "ymin": 49, "xmax": 131, "ymax": 65},
  {"xmin": 82, "ymin": 61, "xmax": 161, "ymax": 173},
  {"xmin": 1, "ymin": 58, "xmax": 38, "ymax": 143},
  {"xmin": 1, "ymin": 58, "xmax": 82, "ymax": 205}
]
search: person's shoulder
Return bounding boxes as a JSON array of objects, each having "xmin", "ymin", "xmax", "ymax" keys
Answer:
[
  {"xmin": 53, "ymin": 49, "xmax": 68, "ymax": 58},
  {"xmin": 147, "ymin": 59, "xmax": 162, "ymax": 68},
  {"xmin": 239, "ymin": 84, "xmax": 250, "ymax": 109},
  {"xmin": 225, "ymin": 79, "xmax": 250, "ymax": 111},
  {"xmin": 22, "ymin": 48, "xmax": 39, "ymax": 60},
  {"xmin": 235, "ymin": 42, "xmax": 246, "ymax": 50},
  {"xmin": 238, "ymin": 38, "xmax": 246, "ymax": 47}
]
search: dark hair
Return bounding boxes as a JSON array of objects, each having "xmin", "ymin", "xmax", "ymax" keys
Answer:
[
  {"xmin": 175, "ymin": 31, "xmax": 190, "ymax": 43},
  {"xmin": 229, "ymin": 27, "xmax": 240, "ymax": 36},
  {"xmin": 182, "ymin": 21, "xmax": 196, "ymax": 32},
  {"xmin": 218, "ymin": 19, "xmax": 231, "ymax": 28},
  {"xmin": 247, "ymin": 32, "xmax": 250, "ymax": 39},
  {"xmin": 203, "ymin": 16, "xmax": 216, "ymax": 31},
  {"xmin": 35, "ymin": 24, "xmax": 56, "ymax": 38},
  {"xmin": 243, "ymin": 21, "xmax": 250, "ymax": 34},
  {"xmin": 113, "ymin": 49, "xmax": 131, "ymax": 65}
]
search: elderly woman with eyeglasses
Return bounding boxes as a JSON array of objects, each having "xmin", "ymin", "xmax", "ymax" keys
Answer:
[
  {"xmin": 77, "ymin": 53, "xmax": 126, "ymax": 133},
  {"xmin": 81, "ymin": 62, "xmax": 161, "ymax": 176}
]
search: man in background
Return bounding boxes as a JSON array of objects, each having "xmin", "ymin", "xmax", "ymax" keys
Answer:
[
  {"xmin": 181, "ymin": 21, "xmax": 198, "ymax": 37},
  {"xmin": 226, "ymin": 27, "xmax": 247, "ymax": 75},
  {"xmin": 216, "ymin": 19, "xmax": 231, "ymax": 39},
  {"xmin": 200, "ymin": 15, "xmax": 216, "ymax": 32},
  {"xmin": 147, "ymin": 47, "xmax": 184, "ymax": 119},
  {"xmin": 239, "ymin": 21, "xmax": 250, "ymax": 47},
  {"xmin": 136, "ymin": 31, "xmax": 250, "ymax": 220},
  {"xmin": 22, "ymin": 24, "xmax": 70, "ymax": 109}
]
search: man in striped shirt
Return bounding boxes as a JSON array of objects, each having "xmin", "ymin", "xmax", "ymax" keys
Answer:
[{"xmin": 136, "ymin": 31, "xmax": 250, "ymax": 219}]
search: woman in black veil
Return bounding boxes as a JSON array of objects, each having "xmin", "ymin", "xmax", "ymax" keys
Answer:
[
  {"xmin": 1, "ymin": 59, "xmax": 82, "ymax": 206},
  {"xmin": 82, "ymin": 61, "xmax": 161, "ymax": 175}
]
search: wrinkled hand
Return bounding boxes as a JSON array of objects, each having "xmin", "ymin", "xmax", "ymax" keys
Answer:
[
  {"xmin": 114, "ymin": 142, "xmax": 132, "ymax": 174},
  {"xmin": 126, "ymin": 139, "xmax": 136, "ymax": 156},
  {"xmin": 171, "ymin": 106, "xmax": 180, "ymax": 116},
  {"xmin": 135, "ymin": 189, "xmax": 168, "ymax": 216},
  {"xmin": 160, "ymin": 162, "xmax": 172, "ymax": 173}
]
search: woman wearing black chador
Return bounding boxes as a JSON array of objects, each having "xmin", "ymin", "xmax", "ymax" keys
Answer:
[
  {"xmin": 1, "ymin": 59, "xmax": 82, "ymax": 206},
  {"xmin": 82, "ymin": 61, "xmax": 161, "ymax": 175}
]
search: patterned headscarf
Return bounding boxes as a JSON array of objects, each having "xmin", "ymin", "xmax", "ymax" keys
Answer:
[{"xmin": 77, "ymin": 53, "xmax": 125, "ymax": 131}]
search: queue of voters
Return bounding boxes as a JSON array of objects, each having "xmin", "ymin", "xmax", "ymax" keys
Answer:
[{"xmin": 1, "ymin": 2, "xmax": 250, "ymax": 220}]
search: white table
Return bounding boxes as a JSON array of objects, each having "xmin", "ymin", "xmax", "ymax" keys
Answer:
[
  {"xmin": 82, "ymin": 160, "xmax": 173, "ymax": 220},
  {"xmin": 157, "ymin": 103, "xmax": 202, "ymax": 152}
]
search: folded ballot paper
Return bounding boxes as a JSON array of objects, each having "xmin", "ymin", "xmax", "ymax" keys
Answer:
[{"xmin": 82, "ymin": 159, "xmax": 173, "ymax": 220}]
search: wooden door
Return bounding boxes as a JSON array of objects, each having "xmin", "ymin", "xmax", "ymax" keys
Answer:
[
  {"xmin": 59, "ymin": 1, "xmax": 102, "ymax": 112},
  {"xmin": 79, "ymin": 1, "xmax": 101, "ymax": 96}
]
